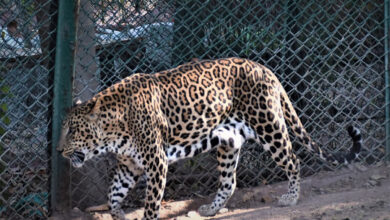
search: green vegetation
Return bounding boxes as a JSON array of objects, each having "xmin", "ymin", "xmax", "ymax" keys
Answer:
[
  {"xmin": 0, "ymin": 76, "xmax": 10, "ymax": 168},
  {"xmin": 0, "ymin": 75, "xmax": 11, "ymax": 210}
]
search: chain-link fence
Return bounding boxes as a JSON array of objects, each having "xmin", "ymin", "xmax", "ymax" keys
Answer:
[
  {"xmin": 0, "ymin": 0, "xmax": 389, "ymax": 218},
  {"xmin": 0, "ymin": 0, "xmax": 57, "ymax": 218}
]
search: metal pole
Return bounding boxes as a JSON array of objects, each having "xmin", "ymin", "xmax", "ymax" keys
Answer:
[
  {"xmin": 50, "ymin": 0, "xmax": 77, "ymax": 213},
  {"xmin": 385, "ymin": 0, "xmax": 390, "ymax": 161}
]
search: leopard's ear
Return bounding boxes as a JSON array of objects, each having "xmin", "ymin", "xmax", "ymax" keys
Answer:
[
  {"xmin": 63, "ymin": 99, "xmax": 83, "ymax": 114},
  {"xmin": 75, "ymin": 98, "xmax": 82, "ymax": 105},
  {"xmin": 84, "ymin": 97, "xmax": 101, "ymax": 122}
]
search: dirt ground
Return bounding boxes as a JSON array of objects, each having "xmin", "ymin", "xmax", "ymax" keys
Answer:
[{"xmin": 52, "ymin": 162, "xmax": 390, "ymax": 220}]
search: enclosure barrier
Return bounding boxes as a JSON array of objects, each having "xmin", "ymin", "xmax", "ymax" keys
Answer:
[
  {"xmin": 0, "ymin": 0, "xmax": 388, "ymax": 218},
  {"xmin": 385, "ymin": 0, "xmax": 390, "ymax": 161},
  {"xmin": 50, "ymin": 0, "xmax": 77, "ymax": 213}
]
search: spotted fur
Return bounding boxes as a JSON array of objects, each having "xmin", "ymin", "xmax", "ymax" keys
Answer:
[{"xmin": 57, "ymin": 57, "xmax": 362, "ymax": 220}]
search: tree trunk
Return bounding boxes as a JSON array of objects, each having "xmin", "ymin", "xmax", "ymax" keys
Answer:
[
  {"xmin": 34, "ymin": 0, "xmax": 58, "ymax": 69},
  {"xmin": 74, "ymin": 0, "xmax": 99, "ymax": 101}
]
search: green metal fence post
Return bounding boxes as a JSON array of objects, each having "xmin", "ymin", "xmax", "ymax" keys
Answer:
[
  {"xmin": 50, "ymin": 0, "xmax": 78, "ymax": 213},
  {"xmin": 385, "ymin": 0, "xmax": 390, "ymax": 161}
]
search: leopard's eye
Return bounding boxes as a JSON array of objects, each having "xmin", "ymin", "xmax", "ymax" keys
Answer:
[{"xmin": 67, "ymin": 127, "xmax": 73, "ymax": 136}]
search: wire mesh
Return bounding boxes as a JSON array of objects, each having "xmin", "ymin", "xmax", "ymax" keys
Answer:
[
  {"xmin": 0, "ymin": 0, "xmax": 387, "ymax": 217},
  {"xmin": 0, "ymin": 0, "xmax": 57, "ymax": 218}
]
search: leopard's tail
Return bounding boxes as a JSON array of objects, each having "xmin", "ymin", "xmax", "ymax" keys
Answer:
[{"xmin": 280, "ymin": 88, "xmax": 362, "ymax": 165}]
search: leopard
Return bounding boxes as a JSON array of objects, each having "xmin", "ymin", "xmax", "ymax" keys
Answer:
[{"xmin": 57, "ymin": 57, "xmax": 362, "ymax": 220}]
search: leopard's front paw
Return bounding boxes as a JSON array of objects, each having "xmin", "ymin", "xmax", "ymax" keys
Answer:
[
  {"xmin": 278, "ymin": 193, "xmax": 298, "ymax": 206},
  {"xmin": 111, "ymin": 208, "xmax": 127, "ymax": 220},
  {"xmin": 198, "ymin": 204, "xmax": 219, "ymax": 216}
]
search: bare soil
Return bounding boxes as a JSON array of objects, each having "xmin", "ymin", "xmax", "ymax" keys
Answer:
[{"xmin": 51, "ymin": 162, "xmax": 390, "ymax": 220}]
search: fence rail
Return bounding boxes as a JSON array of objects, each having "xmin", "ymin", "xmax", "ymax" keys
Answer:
[{"xmin": 0, "ymin": 0, "xmax": 388, "ymax": 218}]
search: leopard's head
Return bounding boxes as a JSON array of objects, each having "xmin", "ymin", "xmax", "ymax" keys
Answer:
[{"xmin": 57, "ymin": 98, "xmax": 103, "ymax": 168}]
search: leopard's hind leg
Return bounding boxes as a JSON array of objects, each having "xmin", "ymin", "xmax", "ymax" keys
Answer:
[
  {"xmin": 256, "ymin": 108, "xmax": 301, "ymax": 206},
  {"xmin": 198, "ymin": 118, "xmax": 255, "ymax": 216}
]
